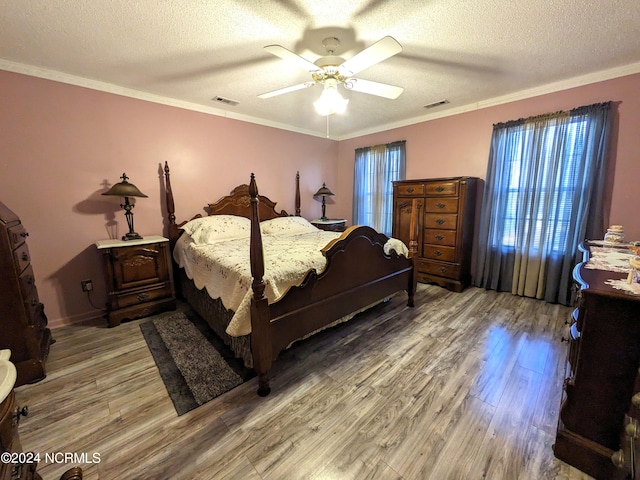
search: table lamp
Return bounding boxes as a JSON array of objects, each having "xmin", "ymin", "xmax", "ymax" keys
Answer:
[
  {"xmin": 102, "ymin": 173, "xmax": 148, "ymax": 240},
  {"xmin": 313, "ymin": 183, "xmax": 334, "ymax": 220}
]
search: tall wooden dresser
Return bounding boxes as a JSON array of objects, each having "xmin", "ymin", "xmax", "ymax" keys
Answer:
[
  {"xmin": 0, "ymin": 202, "xmax": 51, "ymax": 386},
  {"xmin": 392, "ymin": 177, "xmax": 478, "ymax": 292}
]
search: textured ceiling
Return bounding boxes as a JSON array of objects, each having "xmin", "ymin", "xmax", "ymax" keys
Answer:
[{"xmin": 1, "ymin": 0, "xmax": 640, "ymax": 139}]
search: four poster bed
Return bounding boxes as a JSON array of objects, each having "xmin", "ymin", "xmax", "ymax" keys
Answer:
[{"xmin": 163, "ymin": 162, "xmax": 418, "ymax": 396}]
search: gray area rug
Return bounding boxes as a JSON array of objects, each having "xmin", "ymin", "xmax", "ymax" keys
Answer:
[{"xmin": 140, "ymin": 310, "xmax": 254, "ymax": 415}]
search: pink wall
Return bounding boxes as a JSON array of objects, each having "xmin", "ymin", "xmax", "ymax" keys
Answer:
[
  {"xmin": 0, "ymin": 70, "xmax": 338, "ymax": 327},
  {"xmin": 1, "ymin": 69, "xmax": 638, "ymax": 327},
  {"xmin": 337, "ymin": 73, "xmax": 640, "ymax": 242}
]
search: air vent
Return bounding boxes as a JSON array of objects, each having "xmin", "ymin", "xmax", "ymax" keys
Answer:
[
  {"xmin": 213, "ymin": 96, "xmax": 239, "ymax": 106},
  {"xmin": 423, "ymin": 99, "xmax": 450, "ymax": 109}
]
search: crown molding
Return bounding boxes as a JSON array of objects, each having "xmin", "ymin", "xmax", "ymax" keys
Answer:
[{"xmin": 2, "ymin": 58, "xmax": 639, "ymax": 142}]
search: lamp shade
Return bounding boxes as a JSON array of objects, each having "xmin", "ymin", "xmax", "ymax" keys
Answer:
[
  {"xmin": 313, "ymin": 183, "xmax": 334, "ymax": 197},
  {"xmin": 102, "ymin": 173, "xmax": 148, "ymax": 198}
]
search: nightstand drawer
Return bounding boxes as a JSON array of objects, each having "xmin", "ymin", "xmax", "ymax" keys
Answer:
[
  {"xmin": 110, "ymin": 282, "xmax": 173, "ymax": 309},
  {"xmin": 110, "ymin": 244, "xmax": 169, "ymax": 290}
]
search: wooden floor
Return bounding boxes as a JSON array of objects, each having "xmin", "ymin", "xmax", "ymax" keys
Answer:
[{"xmin": 15, "ymin": 284, "xmax": 596, "ymax": 480}]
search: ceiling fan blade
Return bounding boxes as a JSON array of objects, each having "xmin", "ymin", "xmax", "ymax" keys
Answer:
[
  {"xmin": 346, "ymin": 78, "xmax": 404, "ymax": 99},
  {"xmin": 264, "ymin": 45, "xmax": 320, "ymax": 73},
  {"xmin": 258, "ymin": 82, "xmax": 315, "ymax": 99},
  {"xmin": 340, "ymin": 36, "xmax": 402, "ymax": 75}
]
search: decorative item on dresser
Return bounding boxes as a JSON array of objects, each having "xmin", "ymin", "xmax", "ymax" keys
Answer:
[
  {"xmin": 554, "ymin": 241, "xmax": 640, "ymax": 479},
  {"xmin": 392, "ymin": 177, "xmax": 478, "ymax": 292},
  {"xmin": 0, "ymin": 201, "xmax": 51, "ymax": 387},
  {"xmin": 310, "ymin": 218, "xmax": 346, "ymax": 232},
  {"xmin": 96, "ymin": 235, "xmax": 176, "ymax": 327}
]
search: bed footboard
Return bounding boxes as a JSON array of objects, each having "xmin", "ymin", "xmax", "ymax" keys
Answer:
[{"xmin": 248, "ymin": 176, "xmax": 416, "ymax": 396}]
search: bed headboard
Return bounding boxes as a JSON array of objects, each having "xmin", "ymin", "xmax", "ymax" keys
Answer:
[
  {"xmin": 208, "ymin": 183, "xmax": 291, "ymax": 220},
  {"xmin": 163, "ymin": 162, "xmax": 300, "ymax": 246}
]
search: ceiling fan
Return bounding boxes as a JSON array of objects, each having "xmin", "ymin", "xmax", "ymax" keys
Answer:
[{"xmin": 258, "ymin": 36, "xmax": 404, "ymax": 115}]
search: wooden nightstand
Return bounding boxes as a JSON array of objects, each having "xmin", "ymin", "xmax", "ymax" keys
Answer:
[
  {"xmin": 310, "ymin": 219, "xmax": 347, "ymax": 232},
  {"xmin": 96, "ymin": 235, "xmax": 176, "ymax": 327}
]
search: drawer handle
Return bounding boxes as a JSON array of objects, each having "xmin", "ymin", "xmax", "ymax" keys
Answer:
[
  {"xmin": 13, "ymin": 405, "xmax": 29, "ymax": 428},
  {"xmin": 435, "ymin": 235, "xmax": 444, "ymax": 241},
  {"xmin": 435, "ymin": 186, "xmax": 444, "ymax": 192},
  {"xmin": 436, "ymin": 219, "xmax": 445, "ymax": 225},
  {"xmin": 437, "ymin": 202, "xmax": 445, "ymax": 209},
  {"xmin": 439, "ymin": 267, "xmax": 446, "ymax": 273},
  {"xmin": 137, "ymin": 292, "xmax": 149, "ymax": 302},
  {"xmin": 435, "ymin": 250, "xmax": 442, "ymax": 256},
  {"xmin": 21, "ymin": 231, "xmax": 29, "ymax": 238},
  {"xmin": 21, "ymin": 252, "xmax": 29, "ymax": 261},
  {"xmin": 407, "ymin": 187, "xmax": 414, "ymax": 193}
]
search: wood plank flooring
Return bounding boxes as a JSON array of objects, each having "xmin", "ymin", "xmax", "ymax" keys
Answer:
[{"xmin": 14, "ymin": 284, "xmax": 596, "ymax": 479}]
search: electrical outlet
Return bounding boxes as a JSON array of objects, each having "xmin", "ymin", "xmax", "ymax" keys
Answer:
[{"xmin": 81, "ymin": 280, "xmax": 93, "ymax": 292}]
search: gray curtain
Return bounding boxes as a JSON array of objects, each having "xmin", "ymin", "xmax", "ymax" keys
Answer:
[
  {"xmin": 353, "ymin": 140, "xmax": 406, "ymax": 236},
  {"xmin": 474, "ymin": 102, "xmax": 612, "ymax": 305}
]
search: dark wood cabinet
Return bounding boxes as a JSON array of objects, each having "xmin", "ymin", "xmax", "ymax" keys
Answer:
[
  {"xmin": 0, "ymin": 202, "xmax": 51, "ymax": 387},
  {"xmin": 96, "ymin": 236, "xmax": 176, "ymax": 327},
  {"xmin": 554, "ymin": 242, "xmax": 640, "ymax": 479},
  {"xmin": 392, "ymin": 177, "xmax": 478, "ymax": 292}
]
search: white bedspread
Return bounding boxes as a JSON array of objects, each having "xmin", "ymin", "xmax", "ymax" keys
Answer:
[{"xmin": 173, "ymin": 230, "xmax": 408, "ymax": 337}]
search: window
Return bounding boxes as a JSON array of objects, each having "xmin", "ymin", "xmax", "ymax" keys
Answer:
[
  {"xmin": 474, "ymin": 103, "xmax": 611, "ymax": 305},
  {"xmin": 353, "ymin": 141, "xmax": 406, "ymax": 236},
  {"xmin": 500, "ymin": 118, "xmax": 589, "ymax": 253}
]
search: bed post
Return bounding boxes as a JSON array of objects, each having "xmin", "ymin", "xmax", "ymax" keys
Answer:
[
  {"xmin": 295, "ymin": 171, "xmax": 301, "ymax": 216},
  {"xmin": 164, "ymin": 161, "xmax": 179, "ymax": 248},
  {"xmin": 406, "ymin": 198, "xmax": 421, "ymax": 307},
  {"xmin": 248, "ymin": 173, "xmax": 273, "ymax": 396}
]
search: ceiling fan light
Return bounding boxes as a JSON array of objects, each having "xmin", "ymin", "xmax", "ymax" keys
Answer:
[{"xmin": 314, "ymin": 85, "xmax": 348, "ymax": 116}]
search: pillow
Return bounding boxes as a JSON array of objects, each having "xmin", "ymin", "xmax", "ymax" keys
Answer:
[
  {"xmin": 180, "ymin": 215, "xmax": 250, "ymax": 245},
  {"xmin": 260, "ymin": 216, "xmax": 320, "ymax": 235}
]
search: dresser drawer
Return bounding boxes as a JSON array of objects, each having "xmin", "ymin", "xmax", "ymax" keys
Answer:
[
  {"xmin": 418, "ymin": 259, "xmax": 461, "ymax": 279},
  {"xmin": 423, "ymin": 244, "xmax": 456, "ymax": 262},
  {"xmin": 110, "ymin": 283, "xmax": 173, "ymax": 310},
  {"xmin": 424, "ymin": 213, "xmax": 458, "ymax": 230},
  {"xmin": 425, "ymin": 198, "xmax": 459, "ymax": 213},
  {"xmin": 12, "ymin": 243, "xmax": 31, "ymax": 274},
  {"xmin": 23, "ymin": 292, "xmax": 41, "ymax": 324},
  {"xmin": 426, "ymin": 181, "xmax": 458, "ymax": 196},
  {"xmin": 395, "ymin": 183, "xmax": 425, "ymax": 196},
  {"xmin": 423, "ymin": 229, "xmax": 456, "ymax": 246},
  {"xmin": 7, "ymin": 223, "xmax": 27, "ymax": 249},
  {"xmin": 18, "ymin": 265, "xmax": 36, "ymax": 299}
]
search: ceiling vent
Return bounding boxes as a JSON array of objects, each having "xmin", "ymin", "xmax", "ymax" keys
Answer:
[
  {"xmin": 423, "ymin": 99, "xmax": 450, "ymax": 109},
  {"xmin": 213, "ymin": 96, "xmax": 239, "ymax": 106}
]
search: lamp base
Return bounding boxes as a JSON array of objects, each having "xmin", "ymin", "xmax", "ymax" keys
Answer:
[{"xmin": 122, "ymin": 232, "xmax": 143, "ymax": 241}]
